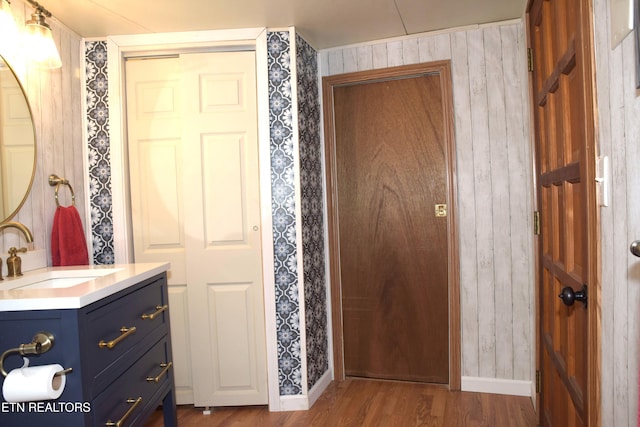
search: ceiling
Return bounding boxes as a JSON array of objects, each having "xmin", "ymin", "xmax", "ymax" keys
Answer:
[{"xmin": 41, "ymin": 0, "xmax": 528, "ymax": 49}]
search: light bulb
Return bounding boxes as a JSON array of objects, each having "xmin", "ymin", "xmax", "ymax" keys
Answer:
[
  {"xmin": 23, "ymin": 6, "xmax": 61, "ymax": 69},
  {"xmin": 0, "ymin": 0, "xmax": 21, "ymax": 58}
]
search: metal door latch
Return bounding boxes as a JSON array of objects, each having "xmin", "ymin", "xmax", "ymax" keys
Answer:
[{"xmin": 435, "ymin": 204, "xmax": 447, "ymax": 217}]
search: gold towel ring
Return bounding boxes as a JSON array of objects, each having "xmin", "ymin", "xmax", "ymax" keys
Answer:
[{"xmin": 48, "ymin": 174, "xmax": 76, "ymax": 207}]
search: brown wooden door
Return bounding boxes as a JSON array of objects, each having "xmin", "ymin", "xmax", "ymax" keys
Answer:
[
  {"xmin": 528, "ymin": 0, "xmax": 599, "ymax": 425},
  {"xmin": 332, "ymin": 73, "xmax": 449, "ymax": 383}
]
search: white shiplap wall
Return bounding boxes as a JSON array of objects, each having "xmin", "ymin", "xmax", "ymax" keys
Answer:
[
  {"xmin": 319, "ymin": 20, "xmax": 535, "ymax": 385},
  {"xmin": 593, "ymin": 0, "xmax": 640, "ymax": 425},
  {"xmin": 1, "ymin": 0, "xmax": 84, "ymax": 267}
]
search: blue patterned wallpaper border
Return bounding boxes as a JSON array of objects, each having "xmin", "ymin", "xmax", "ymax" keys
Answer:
[
  {"xmin": 267, "ymin": 31, "xmax": 303, "ymax": 396},
  {"xmin": 296, "ymin": 34, "xmax": 328, "ymax": 390},
  {"xmin": 85, "ymin": 41, "xmax": 115, "ymax": 265}
]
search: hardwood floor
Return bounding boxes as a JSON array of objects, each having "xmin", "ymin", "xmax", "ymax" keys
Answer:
[{"xmin": 145, "ymin": 378, "xmax": 536, "ymax": 426}]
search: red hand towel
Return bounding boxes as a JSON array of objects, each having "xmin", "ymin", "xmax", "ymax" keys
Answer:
[{"xmin": 51, "ymin": 205, "xmax": 89, "ymax": 266}]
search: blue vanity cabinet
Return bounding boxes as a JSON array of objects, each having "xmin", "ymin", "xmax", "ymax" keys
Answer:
[{"xmin": 0, "ymin": 272, "xmax": 177, "ymax": 427}]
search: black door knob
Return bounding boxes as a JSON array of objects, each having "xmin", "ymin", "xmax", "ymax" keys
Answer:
[{"xmin": 558, "ymin": 285, "xmax": 587, "ymax": 307}]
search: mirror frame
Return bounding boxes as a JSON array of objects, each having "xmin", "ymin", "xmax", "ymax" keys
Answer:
[{"xmin": 0, "ymin": 54, "xmax": 37, "ymax": 223}]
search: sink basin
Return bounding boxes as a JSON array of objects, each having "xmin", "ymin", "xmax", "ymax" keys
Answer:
[{"xmin": 1, "ymin": 268, "xmax": 124, "ymax": 291}]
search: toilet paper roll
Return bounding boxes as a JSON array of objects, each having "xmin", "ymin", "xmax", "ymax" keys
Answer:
[{"xmin": 2, "ymin": 364, "xmax": 67, "ymax": 403}]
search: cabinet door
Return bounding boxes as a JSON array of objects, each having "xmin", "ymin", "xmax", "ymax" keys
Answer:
[{"xmin": 93, "ymin": 337, "xmax": 173, "ymax": 426}]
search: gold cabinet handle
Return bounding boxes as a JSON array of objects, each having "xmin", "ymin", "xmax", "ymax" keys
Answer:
[
  {"xmin": 105, "ymin": 397, "xmax": 142, "ymax": 427},
  {"xmin": 146, "ymin": 361, "xmax": 173, "ymax": 383},
  {"xmin": 141, "ymin": 304, "xmax": 168, "ymax": 320},
  {"xmin": 98, "ymin": 326, "xmax": 137, "ymax": 349}
]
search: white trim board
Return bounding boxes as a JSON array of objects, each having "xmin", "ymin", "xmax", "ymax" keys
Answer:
[
  {"xmin": 461, "ymin": 376, "xmax": 532, "ymax": 397},
  {"xmin": 308, "ymin": 371, "xmax": 332, "ymax": 408},
  {"xmin": 276, "ymin": 370, "xmax": 331, "ymax": 412},
  {"xmin": 279, "ymin": 395, "xmax": 310, "ymax": 412}
]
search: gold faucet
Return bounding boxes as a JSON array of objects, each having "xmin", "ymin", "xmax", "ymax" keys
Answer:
[
  {"xmin": 7, "ymin": 247, "xmax": 27, "ymax": 277},
  {"xmin": 0, "ymin": 222, "xmax": 33, "ymax": 280},
  {"xmin": 0, "ymin": 221, "xmax": 34, "ymax": 243}
]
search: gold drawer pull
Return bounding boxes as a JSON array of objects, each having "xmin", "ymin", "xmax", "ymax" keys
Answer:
[
  {"xmin": 141, "ymin": 304, "xmax": 168, "ymax": 320},
  {"xmin": 105, "ymin": 397, "xmax": 142, "ymax": 427},
  {"xmin": 98, "ymin": 326, "xmax": 137, "ymax": 349},
  {"xmin": 146, "ymin": 361, "xmax": 173, "ymax": 383}
]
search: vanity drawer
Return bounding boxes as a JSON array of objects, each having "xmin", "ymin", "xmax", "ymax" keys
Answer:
[
  {"xmin": 92, "ymin": 337, "xmax": 173, "ymax": 426},
  {"xmin": 83, "ymin": 276, "xmax": 169, "ymax": 380}
]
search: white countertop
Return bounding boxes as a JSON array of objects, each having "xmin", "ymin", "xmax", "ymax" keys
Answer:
[{"xmin": 0, "ymin": 263, "xmax": 170, "ymax": 311}]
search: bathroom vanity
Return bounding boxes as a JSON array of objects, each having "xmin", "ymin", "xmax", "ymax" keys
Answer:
[{"xmin": 0, "ymin": 263, "xmax": 176, "ymax": 426}]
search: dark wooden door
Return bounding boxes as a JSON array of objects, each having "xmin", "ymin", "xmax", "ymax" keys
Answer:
[
  {"xmin": 528, "ymin": 0, "xmax": 599, "ymax": 424},
  {"xmin": 332, "ymin": 73, "xmax": 449, "ymax": 383}
]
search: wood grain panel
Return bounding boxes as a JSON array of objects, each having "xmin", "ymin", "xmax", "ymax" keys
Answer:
[
  {"xmin": 467, "ymin": 27, "xmax": 497, "ymax": 380},
  {"xmin": 402, "ymin": 38, "xmax": 420, "ymax": 64},
  {"xmin": 592, "ymin": 0, "xmax": 640, "ymax": 424},
  {"xmin": 321, "ymin": 21, "xmax": 534, "ymax": 388},
  {"xmin": 501, "ymin": 23, "xmax": 532, "ymax": 383},
  {"xmin": 528, "ymin": 0, "xmax": 598, "ymax": 423},
  {"xmin": 342, "ymin": 47, "xmax": 358, "ymax": 73},
  {"xmin": 334, "ymin": 75, "xmax": 449, "ymax": 384},
  {"xmin": 618, "ymin": 24, "xmax": 640, "ymax": 427},
  {"xmin": 486, "ymin": 24, "xmax": 514, "ymax": 380},
  {"xmin": 324, "ymin": 61, "xmax": 460, "ymax": 389},
  {"xmin": 450, "ymin": 30, "xmax": 480, "ymax": 379}
]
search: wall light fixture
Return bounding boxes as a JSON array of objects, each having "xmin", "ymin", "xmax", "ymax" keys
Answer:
[{"xmin": 23, "ymin": 0, "xmax": 61, "ymax": 69}]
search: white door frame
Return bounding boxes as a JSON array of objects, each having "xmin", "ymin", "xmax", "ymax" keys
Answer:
[{"xmin": 104, "ymin": 27, "xmax": 281, "ymax": 410}]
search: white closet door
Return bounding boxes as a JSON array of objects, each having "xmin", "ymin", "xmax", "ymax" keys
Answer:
[{"xmin": 126, "ymin": 51, "xmax": 267, "ymax": 407}]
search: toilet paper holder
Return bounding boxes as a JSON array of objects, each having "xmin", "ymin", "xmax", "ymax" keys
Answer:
[{"xmin": 0, "ymin": 331, "xmax": 71, "ymax": 377}]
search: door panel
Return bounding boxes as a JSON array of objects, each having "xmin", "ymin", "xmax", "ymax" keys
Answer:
[
  {"xmin": 334, "ymin": 74, "xmax": 449, "ymax": 384},
  {"xmin": 201, "ymin": 134, "xmax": 246, "ymax": 243},
  {"xmin": 126, "ymin": 51, "xmax": 267, "ymax": 407},
  {"xmin": 137, "ymin": 140, "xmax": 183, "ymax": 246},
  {"xmin": 125, "ymin": 58, "xmax": 193, "ymax": 403},
  {"xmin": 528, "ymin": 0, "xmax": 598, "ymax": 424},
  {"xmin": 164, "ymin": 283, "xmax": 193, "ymax": 404},
  {"xmin": 180, "ymin": 51, "xmax": 267, "ymax": 407},
  {"xmin": 126, "ymin": 58, "xmax": 186, "ymax": 284}
]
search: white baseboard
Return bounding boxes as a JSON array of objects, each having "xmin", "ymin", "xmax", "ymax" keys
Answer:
[
  {"xmin": 308, "ymin": 370, "xmax": 332, "ymax": 408},
  {"xmin": 278, "ymin": 395, "xmax": 310, "ymax": 411},
  {"xmin": 276, "ymin": 370, "xmax": 332, "ymax": 411},
  {"xmin": 461, "ymin": 376, "xmax": 532, "ymax": 397},
  {"xmin": 530, "ymin": 380, "xmax": 537, "ymax": 406}
]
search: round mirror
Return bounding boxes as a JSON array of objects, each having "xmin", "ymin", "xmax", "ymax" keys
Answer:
[{"xmin": 0, "ymin": 55, "xmax": 36, "ymax": 221}]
